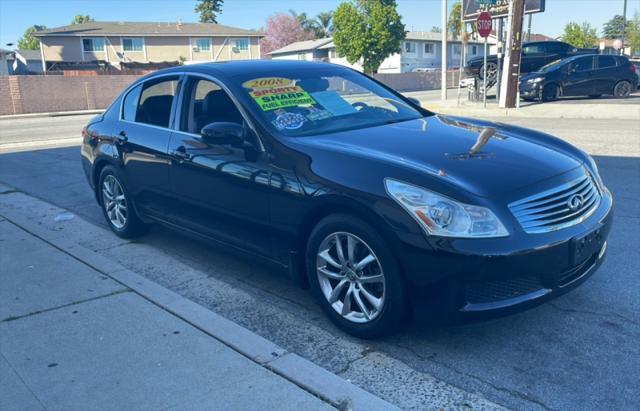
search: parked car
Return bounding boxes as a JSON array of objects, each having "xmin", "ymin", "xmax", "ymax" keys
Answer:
[
  {"xmin": 520, "ymin": 54, "xmax": 638, "ymax": 101},
  {"xmin": 412, "ymin": 67, "xmax": 438, "ymax": 73},
  {"xmin": 630, "ymin": 58, "xmax": 640, "ymax": 88},
  {"xmin": 82, "ymin": 61, "xmax": 612, "ymax": 338},
  {"xmin": 466, "ymin": 41, "xmax": 597, "ymax": 81}
]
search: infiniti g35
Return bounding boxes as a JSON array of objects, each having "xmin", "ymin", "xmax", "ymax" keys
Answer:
[{"xmin": 81, "ymin": 61, "xmax": 613, "ymax": 338}]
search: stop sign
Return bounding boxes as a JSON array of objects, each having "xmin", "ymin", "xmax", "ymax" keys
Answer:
[{"xmin": 477, "ymin": 12, "xmax": 492, "ymax": 38}]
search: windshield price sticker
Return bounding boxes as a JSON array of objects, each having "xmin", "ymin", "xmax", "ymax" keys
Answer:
[{"xmin": 244, "ymin": 77, "xmax": 316, "ymax": 111}]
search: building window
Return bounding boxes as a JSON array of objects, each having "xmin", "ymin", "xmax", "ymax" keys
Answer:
[
  {"xmin": 404, "ymin": 42, "xmax": 416, "ymax": 53},
  {"xmin": 424, "ymin": 43, "xmax": 435, "ymax": 54},
  {"xmin": 193, "ymin": 38, "xmax": 211, "ymax": 52},
  {"xmin": 470, "ymin": 45, "xmax": 478, "ymax": 55},
  {"xmin": 452, "ymin": 44, "xmax": 461, "ymax": 56},
  {"xmin": 122, "ymin": 38, "xmax": 144, "ymax": 52},
  {"xmin": 82, "ymin": 38, "xmax": 105, "ymax": 52},
  {"xmin": 235, "ymin": 38, "xmax": 249, "ymax": 51}
]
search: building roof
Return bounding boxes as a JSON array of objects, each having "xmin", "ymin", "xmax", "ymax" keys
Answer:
[
  {"xmin": 12, "ymin": 50, "xmax": 41, "ymax": 60},
  {"xmin": 269, "ymin": 38, "xmax": 334, "ymax": 55},
  {"xmin": 32, "ymin": 21, "xmax": 263, "ymax": 38}
]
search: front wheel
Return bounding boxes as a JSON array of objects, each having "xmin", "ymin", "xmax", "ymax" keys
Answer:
[
  {"xmin": 541, "ymin": 84, "xmax": 559, "ymax": 102},
  {"xmin": 98, "ymin": 165, "xmax": 146, "ymax": 238},
  {"xmin": 613, "ymin": 81, "xmax": 632, "ymax": 98},
  {"xmin": 306, "ymin": 214, "xmax": 406, "ymax": 339}
]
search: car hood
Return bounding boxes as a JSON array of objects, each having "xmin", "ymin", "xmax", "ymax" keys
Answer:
[{"xmin": 291, "ymin": 115, "xmax": 582, "ymax": 198}]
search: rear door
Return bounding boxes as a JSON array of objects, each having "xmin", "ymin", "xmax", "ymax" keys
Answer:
[
  {"xmin": 594, "ymin": 55, "xmax": 620, "ymax": 95},
  {"xmin": 520, "ymin": 43, "xmax": 548, "ymax": 73},
  {"xmin": 563, "ymin": 56, "xmax": 596, "ymax": 96},
  {"xmin": 115, "ymin": 75, "xmax": 181, "ymax": 216}
]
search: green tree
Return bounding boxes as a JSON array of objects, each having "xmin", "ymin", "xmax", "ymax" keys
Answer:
[
  {"xmin": 17, "ymin": 25, "xmax": 46, "ymax": 50},
  {"xmin": 195, "ymin": 0, "xmax": 224, "ymax": 24},
  {"xmin": 333, "ymin": 0, "xmax": 406, "ymax": 74},
  {"xmin": 448, "ymin": 0, "xmax": 462, "ymax": 39},
  {"xmin": 562, "ymin": 22, "xmax": 598, "ymax": 48},
  {"xmin": 314, "ymin": 11, "xmax": 334, "ymax": 38},
  {"xmin": 602, "ymin": 15, "xmax": 630, "ymax": 39},
  {"xmin": 289, "ymin": 10, "xmax": 319, "ymax": 36},
  {"xmin": 71, "ymin": 14, "xmax": 93, "ymax": 25},
  {"xmin": 431, "ymin": 26, "xmax": 442, "ymax": 33},
  {"xmin": 627, "ymin": 12, "xmax": 640, "ymax": 55}
]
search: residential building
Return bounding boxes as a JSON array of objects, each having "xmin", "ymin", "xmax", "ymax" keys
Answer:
[
  {"xmin": 2, "ymin": 50, "xmax": 44, "ymax": 74},
  {"xmin": 32, "ymin": 21, "xmax": 263, "ymax": 73},
  {"xmin": 269, "ymin": 32, "xmax": 494, "ymax": 73}
]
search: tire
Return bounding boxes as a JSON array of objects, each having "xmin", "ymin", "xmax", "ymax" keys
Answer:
[
  {"xmin": 588, "ymin": 94, "xmax": 602, "ymax": 99},
  {"xmin": 479, "ymin": 62, "xmax": 498, "ymax": 81},
  {"xmin": 306, "ymin": 214, "xmax": 406, "ymax": 339},
  {"xmin": 98, "ymin": 165, "xmax": 146, "ymax": 238},
  {"xmin": 541, "ymin": 83, "xmax": 559, "ymax": 102},
  {"xmin": 613, "ymin": 81, "xmax": 632, "ymax": 98}
]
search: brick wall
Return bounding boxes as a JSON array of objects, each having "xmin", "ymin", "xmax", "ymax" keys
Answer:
[
  {"xmin": 0, "ymin": 71, "xmax": 463, "ymax": 116},
  {"xmin": 0, "ymin": 75, "xmax": 141, "ymax": 115}
]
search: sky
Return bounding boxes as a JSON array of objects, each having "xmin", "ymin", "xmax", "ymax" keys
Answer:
[{"xmin": 1, "ymin": 0, "xmax": 638, "ymax": 48}]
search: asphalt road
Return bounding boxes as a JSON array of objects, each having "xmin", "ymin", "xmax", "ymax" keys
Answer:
[{"xmin": 1, "ymin": 114, "xmax": 639, "ymax": 410}]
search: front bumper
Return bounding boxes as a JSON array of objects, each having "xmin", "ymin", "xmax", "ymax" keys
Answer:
[
  {"xmin": 519, "ymin": 82, "xmax": 542, "ymax": 99},
  {"xmin": 395, "ymin": 188, "xmax": 613, "ymax": 322}
]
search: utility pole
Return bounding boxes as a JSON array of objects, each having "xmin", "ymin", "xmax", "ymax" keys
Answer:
[
  {"xmin": 621, "ymin": 0, "xmax": 628, "ymax": 55},
  {"xmin": 499, "ymin": 0, "xmax": 525, "ymax": 109},
  {"xmin": 441, "ymin": 0, "xmax": 447, "ymax": 100}
]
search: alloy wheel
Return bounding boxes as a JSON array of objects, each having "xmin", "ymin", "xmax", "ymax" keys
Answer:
[
  {"xmin": 481, "ymin": 63, "xmax": 498, "ymax": 81},
  {"xmin": 316, "ymin": 232, "xmax": 386, "ymax": 324},
  {"xmin": 102, "ymin": 175, "xmax": 127, "ymax": 229},
  {"xmin": 614, "ymin": 81, "xmax": 631, "ymax": 98}
]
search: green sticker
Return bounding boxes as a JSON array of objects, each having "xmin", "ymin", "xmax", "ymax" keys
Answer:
[{"xmin": 250, "ymin": 86, "xmax": 315, "ymax": 111}]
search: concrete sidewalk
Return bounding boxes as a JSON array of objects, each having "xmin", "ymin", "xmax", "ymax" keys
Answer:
[{"xmin": 0, "ymin": 218, "xmax": 335, "ymax": 411}]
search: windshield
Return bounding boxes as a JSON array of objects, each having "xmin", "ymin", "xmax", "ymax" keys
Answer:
[
  {"xmin": 539, "ymin": 59, "xmax": 564, "ymax": 72},
  {"xmin": 233, "ymin": 68, "xmax": 424, "ymax": 137}
]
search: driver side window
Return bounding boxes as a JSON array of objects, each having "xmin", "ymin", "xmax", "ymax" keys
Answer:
[{"xmin": 179, "ymin": 77, "xmax": 244, "ymax": 134}]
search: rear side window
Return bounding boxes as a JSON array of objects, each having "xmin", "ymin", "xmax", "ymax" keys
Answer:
[
  {"xmin": 598, "ymin": 55, "xmax": 618, "ymax": 69},
  {"xmin": 122, "ymin": 84, "xmax": 142, "ymax": 121},
  {"xmin": 137, "ymin": 78, "xmax": 179, "ymax": 128},
  {"xmin": 546, "ymin": 42, "xmax": 570, "ymax": 54}
]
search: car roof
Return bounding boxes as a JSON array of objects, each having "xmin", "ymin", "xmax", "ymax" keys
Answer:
[{"xmin": 144, "ymin": 60, "xmax": 342, "ymax": 81}]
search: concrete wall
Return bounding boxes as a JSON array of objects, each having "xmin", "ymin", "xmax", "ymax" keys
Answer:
[
  {"xmin": 0, "ymin": 75, "xmax": 140, "ymax": 115},
  {"xmin": 372, "ymin": 70, "xmax": 461, "ymax": 91}
]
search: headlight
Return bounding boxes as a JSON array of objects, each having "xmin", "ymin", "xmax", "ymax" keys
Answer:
[
  {"xmin": 527, "ymin": 77, "xmax": 544, "ymax": 84},
  {"xmin": 385, "ymin": 179, "xmax": 508, "ymax": 238}
]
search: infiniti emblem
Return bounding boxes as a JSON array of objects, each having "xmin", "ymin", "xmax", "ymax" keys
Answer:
[{"xmin": 567, "ymin": 194, "xmax": 584, "ymax": 211}]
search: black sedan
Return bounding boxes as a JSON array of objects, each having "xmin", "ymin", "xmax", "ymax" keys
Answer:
[
  {"xmin": 520, "ymin": 54, "xmax": 638, "ymax": 101},
  {"xmin": 81, "ymin": 61, "xmax": 612, "ymax": 338},
  {"xmin": 466, "ymin": 41, "xmax": 596, "ymax": 81}
]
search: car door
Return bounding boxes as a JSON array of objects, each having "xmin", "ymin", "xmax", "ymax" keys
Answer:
[
  {"xmin": 166, "ymin": 74, "xmax": 274, "ymax": 258},
  {"xmin": 593, "ymin": 55, "xmax": 619, "ymax": 95},
  {"xmin": 116, "ymin": 74, "xmax": 181, "ymax": 216},
  {"xmin": 562, "ymin": 56, "xmax": 596, "ymax": 96}
]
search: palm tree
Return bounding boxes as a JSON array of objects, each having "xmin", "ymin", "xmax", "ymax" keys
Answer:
[{"xmin": 314, "ymin": 11, "xmax": 334, "ymax": 38}]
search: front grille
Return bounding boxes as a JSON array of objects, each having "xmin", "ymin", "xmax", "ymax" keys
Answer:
[
  {"xmin": 509, "ymin": 172, "xmax": 600, "ymax": 234},
  {"xmin": 466, "ymin": 275, "xmax": 543, "ymax": 304}
]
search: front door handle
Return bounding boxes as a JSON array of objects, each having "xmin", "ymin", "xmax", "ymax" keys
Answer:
[
  {"xmin": 172, "ymin": 146, "xmax": 193, "ymax": 161},
  {"xmin": 116, "ymin": 130, "xmax": 128, "ymax": 143}
]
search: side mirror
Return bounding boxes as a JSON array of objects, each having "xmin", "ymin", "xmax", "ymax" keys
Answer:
[
  {"xmin": 201, "ymin": 122, "xmax": 244, "ymax": 145},
  {"xmin": 407, "ymin": 97, "xmax": 422, "ymax": 107}
]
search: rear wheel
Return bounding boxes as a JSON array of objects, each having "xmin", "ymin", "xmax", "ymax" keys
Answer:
[
  {"xmin": 98, "ymin": 165, "xmax": 146, "ymax": 238},
  {"xmin": 479, "ymin": 62, "xmax": 498, "ymax": 81},
  {"xmin": 306, "ymin": 214, "xmax": 406, "ymax": 339},
  {"xmin": 541, "ymin": 84, "xmax": 559, "ymax": 102},
  {"xmin": 613, "ymin": 81, "xmax": 632, "ymax": 98}
]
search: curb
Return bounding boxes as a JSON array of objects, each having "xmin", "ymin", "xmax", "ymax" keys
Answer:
[
  {"xmin": 0, "ymin": 185, "xmax": 398, "ymax": 411},
  {"xmin": 0, "ymin": 109, "xmax": 104, "ymax": 120}
]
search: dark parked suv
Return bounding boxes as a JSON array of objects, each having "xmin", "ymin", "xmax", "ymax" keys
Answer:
[
  {"xmin": 520, "ymin": 54, "xmax": 638, "ymax": 101},
  {"xmin": 81, "ymin": 61, "xmax": 612, "ymax": 338},
  {"xmin": 466, "ymin": 41, "xmax": 596, "ymax": 81}
]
